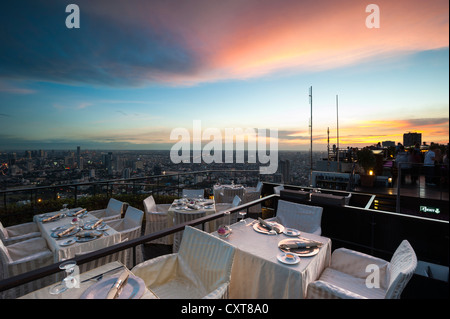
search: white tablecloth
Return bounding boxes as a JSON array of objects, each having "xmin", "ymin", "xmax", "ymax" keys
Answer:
[
  {"xmin": 19, "ymin": 261, "xmax": 157, "ymax": 299},
  {"xmin": 33, "ymin": 208, "xmax": 121, "ymax": 263},
  {"xmin": 212, "ymin": 218, "xmax": 331, "ymax": 299},
  {"xmin": 165, "ymin": 199, "xmax": 217, "ymax": 243}
]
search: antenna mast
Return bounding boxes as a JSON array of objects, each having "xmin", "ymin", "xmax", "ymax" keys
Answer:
[
  {"xmin": 336, "ymin": 94, "xmax": 339, "ymax": 171},
  {"xmin": 309, "ymin": 86, "xmax": 313, "ymax": 185}
]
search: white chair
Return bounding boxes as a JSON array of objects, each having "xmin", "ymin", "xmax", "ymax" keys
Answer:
[
  {"xmin": 132, "ymin": 226, "xmax": 235, "ymax": 299},
  {"xmin": 307, "ymin": 240, "xmax": 417, "ymax": 299},
  {"xmin": 267, "ymin": 200, "xmax": 323, "ymax": 235},
  {"xmin": 89, "ymin": 198, "xmax": 126, "ymax": 222},
  {"xmin": 0, "ymin": 237, "xmax": 54, "ymax": 298},
  {"xmin": 0, "ymin": 221, "xmax": 41, "ymax": 245},
  {"xmin": 182, "ymin": 189, "xmax": 204, "ymax": 199},
  {"xmin": 244, "ymin": 182, "xmax": 263, "ymax": 214},
  {"xmin": 106, "ymin": 206, "xmax": 144, "ymax": 268},
  {"xmin": 75, "ymin": 238, "xmax": 128, "ymax": 274},
  {"xmin": 273, "ymin": 185, "xmax": 284, "ymax": 195},
  {"xmin": 143, "ymin": 195, "xmax": 172, "ymax": 245},
  {"xmin": 215, "ymin": 195, "xmax": 241, "ymax": 225},
  {"xmin": 173, "ymin": 210, "xmax": 206, "ymax": 253}
]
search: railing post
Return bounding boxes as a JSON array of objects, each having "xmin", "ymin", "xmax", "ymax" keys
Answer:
[
  {"xmin": 74, "ymin": 185, "xmax": 78, "ymax": 207},
  {"xmin": 396, "ymin": 163, "xmax": 401, "ymax": 213}
]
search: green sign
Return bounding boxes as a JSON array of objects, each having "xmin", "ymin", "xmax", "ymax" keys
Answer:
[{"xmin": 420, "ymin": 206, "xmax": 440, "ymax": 214}]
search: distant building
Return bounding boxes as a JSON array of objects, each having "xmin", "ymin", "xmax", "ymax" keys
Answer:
[
  {"xmin": 403, "ymin": 132, "xmax": 422, "ymax": 147},
  {"xmin": 279, "ymin": 159, "xmax": 290, "ymax": 183},
  {"xmin": 382, "ymin": 141, "xmax": 395, "ymax": 147}
]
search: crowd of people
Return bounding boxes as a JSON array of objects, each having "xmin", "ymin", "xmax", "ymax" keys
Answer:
[{"xmin": 395, "ymin": 142, "xmax": 448, "ymax": 187}]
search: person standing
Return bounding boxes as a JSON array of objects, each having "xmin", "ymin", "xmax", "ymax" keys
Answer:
[
  {"xmin": 410, "ymin": 143, "xmax": 422, "ymax": 185},
  {"xmin": 424, "ymin": 145, "xmax": 437, "ymax": 186}
]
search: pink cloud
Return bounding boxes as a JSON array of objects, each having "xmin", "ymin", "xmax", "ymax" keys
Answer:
[{"xmin": 94, "ymin": 0, "xmax": 447, "ymax": 84}]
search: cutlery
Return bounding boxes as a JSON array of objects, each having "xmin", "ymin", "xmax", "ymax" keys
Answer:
[{"xmin": 81, "ymin": 265, "xmax": 124, "ymax": 283}]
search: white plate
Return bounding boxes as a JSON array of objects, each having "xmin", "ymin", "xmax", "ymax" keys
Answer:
[
  {"xmin": 277, "ymin": 252, "xmax": 300, "ymax": 265},
  {"xmin": 51, "ymin": 226, "xmax": 80, "ymax": 238},
  {"xmin": 278, "ymin": 238, "xmax": 321, "ymax": 257},
  {"xmin": 253, "ymin": 222, "xmax": 285, "ymax": 235},
  {"xmin": 51, "ymin": 226, "xmax": 65, "ymax": 232},
  {"xmin": 283, "ymin": 228, "xmax": 301, "ymax": 237},
  {"xmin": 83, "ymin": 222, "xmax": 107, "ymax": 230},
  {"xmin": 60, "ymin": 239, "xmax": 76, "ymax": 246},
  {"xmin": 80, "ymin": 274, "xmax": 146, "ymax": 299}
]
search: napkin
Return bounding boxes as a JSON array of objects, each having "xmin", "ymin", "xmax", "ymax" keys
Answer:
[
  {"xmin": 58, "ymin": 226, "xmax": 75, "ymax": 237},
  {"xmin": 279, "ymin": 240, "xmax": 322, "ymax": 250},
  {"xmin": 106, "ymin": 270, "xmax": 129, "ymax": 299},
  {"xmin": 258, "ymin": 218, "xmax": 282, "ymax": 233},
  {"xmin": 43, "ymin": 213, "xmax": 61, "ymax": 222},
  {"xmin": 93, "ymin": 219, "xmax": 104, "ymax": 228},
  {"xmin": 73, "ymin": 208, "xmax": 86, "ymax": 216},
  {"xmin": 76, "ymin": 230, "xmax": 102, "ymax": 238}
]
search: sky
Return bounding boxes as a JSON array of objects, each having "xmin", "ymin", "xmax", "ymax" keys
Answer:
[{"xmin": 0, "ymin": 0, "xmax": 448, "ymax": 152}]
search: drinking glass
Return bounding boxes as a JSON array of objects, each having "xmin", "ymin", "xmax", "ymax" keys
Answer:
[
  {"xmin": 239, "ymin": 210, "xmax": 247, "ymax": 224},
  {"xmin": 49, "ymin": 260, "xmax": 78, "ymax": 295}
]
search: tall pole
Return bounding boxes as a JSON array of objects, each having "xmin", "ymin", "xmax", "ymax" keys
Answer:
[
  {"xmin": 336, "ymin": 94, "xmax": 339, "ymax": 171},
  {"xmin": 309, "ymin": 86, "xmax": 313, "ymax": 185}
]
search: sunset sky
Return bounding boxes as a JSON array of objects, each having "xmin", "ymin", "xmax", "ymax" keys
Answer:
[{"xmin": 0, "ymin": 0, "xmax": 448, "ymax": 151}]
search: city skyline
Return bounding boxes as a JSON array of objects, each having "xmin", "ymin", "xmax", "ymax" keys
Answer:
[{"xmin": 0, "ymin": 0, "xmax": 449, "ymax": 152}]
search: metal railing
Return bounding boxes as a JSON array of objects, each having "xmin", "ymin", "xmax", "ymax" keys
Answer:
[
  {"xmin": 0, "ymin": 194, "xmax": 276, "ymax": 293},
  {"xmin": 0, "ymin": 169, "xmax": 265, "ymax": 225}
]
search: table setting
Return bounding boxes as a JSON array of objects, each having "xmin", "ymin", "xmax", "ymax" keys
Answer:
[
  {"xmin": 213, "ymin": 182, "xmax": 245, "ymax": 203},
  {"xmin": 212, "ymin": 217, "xmax": 332, "ymax": 298},
  {"xmin": 33, "ymin": 208, "xmax": 121, "ymax": 262},
  {"xmin": 20, "ymin": 261, "xmax": 157, "ymax": 299}
]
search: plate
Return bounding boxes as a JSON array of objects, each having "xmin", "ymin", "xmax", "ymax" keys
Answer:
[
  {"xmin": 253, "ymin": 221, "xmax": 285, "ymax": 235},
  {"xmin": 277, "ymin": 252, "xmax": 300, "ymax": 265},
  {"xmin": 75, "ymin": 230, "xmax": 103, "ymax": 242},
  {"xmin": 283, "ymin": 228, "xmax": 301, "ymax": 237},
  {"xmin": 80, "ymin": 274, "xmax": 146, "ymax": 299},
  {"xmin": 83, "ymin": 222, "xmax": 107, "ymax": 230},
  {"xmin": 60, "ymin": 239, "xmax": 76, "ymax": 246},
  {"xmin": 278, "ymin": 238, "xmax": 321, "ymax": 257},
  {"xmin": 51, "ymin": 226, "xmax": 80, "ymax": 238}
]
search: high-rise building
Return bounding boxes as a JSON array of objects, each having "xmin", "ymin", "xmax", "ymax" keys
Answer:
[
  {"xmin": 403, "ymin": 132, "xmax": 422, "ymax": 147},
  {"xmin": 279, "ymin": 159, "xmax": 290, "ymax": 184}
]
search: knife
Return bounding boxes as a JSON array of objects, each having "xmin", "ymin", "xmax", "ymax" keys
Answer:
[
  {"xmin": 80, "ymin": 265, "xmax": 124, "ymax": 283},
  {"xmin": 106, "ymin": 270, "xmax": 129, "ymax": 299}
]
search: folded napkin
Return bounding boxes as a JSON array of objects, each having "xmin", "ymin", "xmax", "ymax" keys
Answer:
[
  {"xmin": 73, "ymin": 208, "xmax": 86, "ymax": 216},
  {"xmin": 93, "ymin": 219, "xmax": 103, "ymax": 228},
  {"xmin": 106, "ymin": 270, "xmax": 129, "ymax": 299},
  {"xmin": 279, "ymin": 240, "xmax": 322, "ymax": 250},
  {"xmin": 43, "ymin": 213, "xmax": 61, "ymax": 222},
  {"xmin": 76, "ymin": 230, "xmax": 102, "ymax": 238},
  {"xmin": 58, "ymin": 226, "xmax": 76, "ymax": 237},
  {"xmin": 258, "ymin": 217, "xmax": 282, "ymax": 233}
]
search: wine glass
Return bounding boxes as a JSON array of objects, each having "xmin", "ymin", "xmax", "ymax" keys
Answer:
[
  {"xmin": 239, "ymin": 210, "xmax": 247, "ymax": 224},
  {"xmin": 49, "ymin": 260, "xmax": 78, "ymax": 295}
]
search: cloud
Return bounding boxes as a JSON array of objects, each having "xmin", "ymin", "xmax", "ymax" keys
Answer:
[{"xmin": 0, "ymin": 0, "xmax": 447, "ymax": 87}]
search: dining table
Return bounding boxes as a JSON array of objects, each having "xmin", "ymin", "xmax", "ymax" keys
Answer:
[
  {"xmin": 33, "ymin": 208, "xmax": 122, "ymax": 263},
  {"xmin": 163, "ymin": 198, "xmax": 218, "ymax": 246},
  {"xmin": 213, "ymin": 183, "xmax": 245, "ymax": 203},
  {"xmin": 212, "ymin": 218, "xmax": 332, "ymax": 299},
  {"xmin": 19, "ymin": 261, "xmax": 157, "ymax": 299}
]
